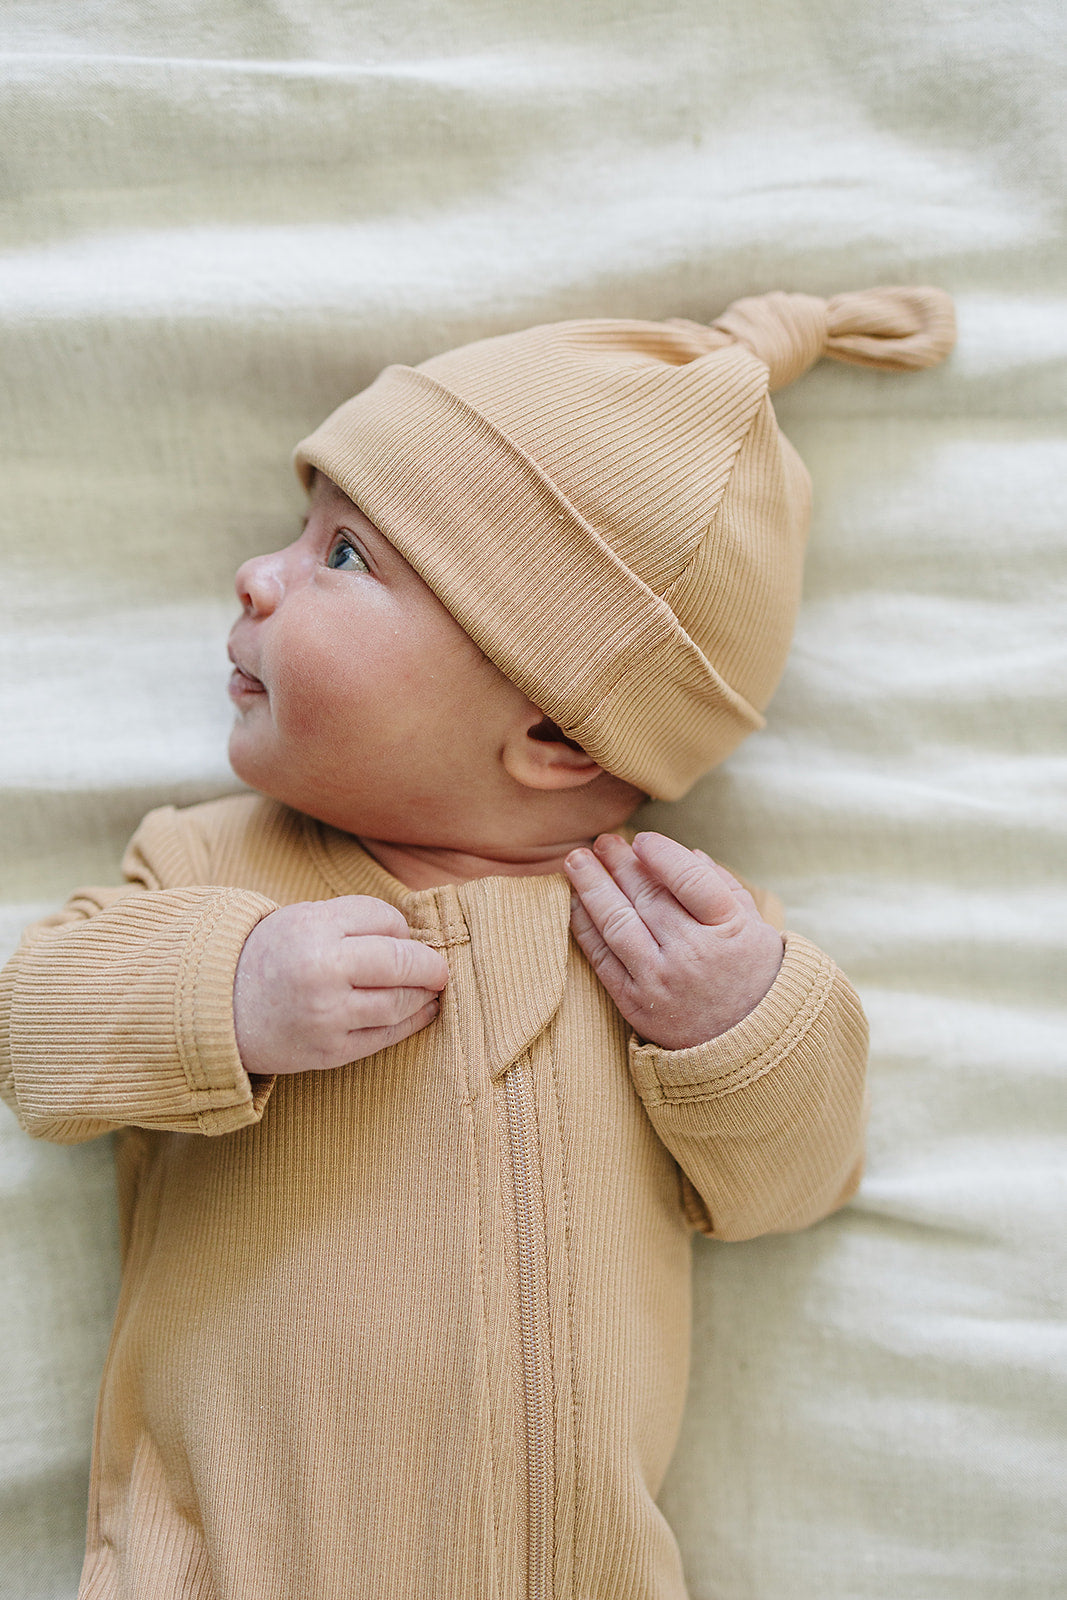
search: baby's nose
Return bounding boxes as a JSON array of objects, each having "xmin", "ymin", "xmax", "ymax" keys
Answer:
[{"xmin": 234, "ymin": 551, "xmax": 285, "ymax": 617}]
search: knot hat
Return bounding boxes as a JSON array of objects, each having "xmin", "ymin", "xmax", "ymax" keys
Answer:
[
  {"xmin": 710, "ymin": 286, "xmax": 956, "ymax": 390},
  {"xmin": 295, "ymin": 285, "xmax": 955, "ymax": 800}
]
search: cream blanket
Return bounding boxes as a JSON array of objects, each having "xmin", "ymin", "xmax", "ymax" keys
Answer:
[{"xmin": 1, "ymin": 2, "xmax": 1064, "ymax": 1595}]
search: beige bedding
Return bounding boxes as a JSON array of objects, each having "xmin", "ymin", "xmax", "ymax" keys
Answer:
[{"xmin": 2, "ymin": 2, "xmax": 1064, "ymax": 1595}]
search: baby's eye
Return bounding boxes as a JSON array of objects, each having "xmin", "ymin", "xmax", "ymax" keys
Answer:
[{"xmin": 325, "ymin": 534, "xmax": 370, "ymax": 574}]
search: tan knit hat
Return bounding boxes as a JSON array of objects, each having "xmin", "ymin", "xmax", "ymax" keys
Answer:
[{"xmin": 295, "ymin": 286, "xmax": 955, "ymax": 800}]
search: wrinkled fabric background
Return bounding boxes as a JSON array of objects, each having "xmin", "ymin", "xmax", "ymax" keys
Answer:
[{"xmin": 1, "ymin": 3, "xmax": 1065, "ymax": 1596}]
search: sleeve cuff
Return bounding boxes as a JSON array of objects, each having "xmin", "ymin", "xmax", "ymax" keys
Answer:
[
  {"xmin": 629, "ymin": 931, "xmax": 837, "ymax": 1105},
  {"xmin": 175, "ymin": 888, "xmax": 279, "ymax": 1134}
]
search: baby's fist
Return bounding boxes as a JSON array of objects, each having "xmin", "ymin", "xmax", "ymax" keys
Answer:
[
  {"xmin": 233, "ymin": 896, "xmax": 448, "ymax": 1077},
  {"xmin": 565, "ymin": 833, "xmax": 783, "ymax": 1050}
]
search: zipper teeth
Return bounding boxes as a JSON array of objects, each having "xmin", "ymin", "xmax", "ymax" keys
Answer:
[{"xmin": 505, "ymin": 1065, "xmax": 552, "ymax": 1600}]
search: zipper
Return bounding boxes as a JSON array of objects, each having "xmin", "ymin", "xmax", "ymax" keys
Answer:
[{"xmin": 504, "ymin": 1060, "xmax": 553, "ymax": 1600}]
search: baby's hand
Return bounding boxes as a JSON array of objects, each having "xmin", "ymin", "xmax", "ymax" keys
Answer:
[
  {"xmin": 233, "ymin": 897, "xmax": 448, "ymax": 1077},
  {"xmin": 564, "ymin": 832, "xmax": 784, "ymax": 1050}
]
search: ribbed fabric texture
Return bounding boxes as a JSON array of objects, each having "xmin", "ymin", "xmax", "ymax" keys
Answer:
[
  {"xmin": 0, "ymin": 884, "xmax": 276, "ymax": 1142},
  {"xmin": 0, "ymin": 795, "xmax": 868, "ymax": 1599},
  {"xmin": 296, "ymin": 286, "xmax": 955, "ymax": 798}
]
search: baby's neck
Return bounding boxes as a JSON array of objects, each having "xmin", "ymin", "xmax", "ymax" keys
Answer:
[{"xmin": 358, "ymin": 836, "xmax": 596, "ymax": 889}]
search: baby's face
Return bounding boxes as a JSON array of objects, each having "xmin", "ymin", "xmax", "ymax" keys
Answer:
[{"xmin": 227, "ymin": 474, "xmax": 531, "ymax": 842}]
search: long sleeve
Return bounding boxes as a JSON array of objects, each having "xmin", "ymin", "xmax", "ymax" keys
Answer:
[
  {"xmin": 0, "ymin": 813, "xmax": 278, "ymax": 1144},
  {"xmin": 628, "ymin": 931, "xmax": 868, "ymax": 1241}
]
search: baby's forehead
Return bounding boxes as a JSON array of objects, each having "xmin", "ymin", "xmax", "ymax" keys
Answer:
[
  {"xmin": 310, "ymin": 470, "xmax": 395, "ymax": 550},
  {"xmin": 309, "ymin": 468, "xmax": 360, "ymax": 517}
]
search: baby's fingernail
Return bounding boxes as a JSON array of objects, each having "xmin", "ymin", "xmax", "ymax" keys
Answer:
[{"xmin": 564, "ymin": 849, "xmax": 589, "ymax": 871}]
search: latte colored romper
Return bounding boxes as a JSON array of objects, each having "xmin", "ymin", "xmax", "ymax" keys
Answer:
[{"xmin": 0, "ymin": 794, "xmax": 868, "ymax": 1600}]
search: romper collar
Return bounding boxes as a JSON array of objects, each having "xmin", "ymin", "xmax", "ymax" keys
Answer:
[{"xmin": 303, "ymin": 815, "xmax": 573, "ymax": 1077}]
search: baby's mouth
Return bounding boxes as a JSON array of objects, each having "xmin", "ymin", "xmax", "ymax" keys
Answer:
[
  {"xmin": 229, "ymin": 667, "xmax": 265, "ymax": 695},
  {"xmin": 227, "ymin": 646, "xmax": 266, "ymax": 699}
]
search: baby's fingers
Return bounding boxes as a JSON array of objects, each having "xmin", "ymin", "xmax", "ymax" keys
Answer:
[
  {"xmin": 327, "ymin": 895, "xmax": 413, "ymax": 940},
  {"xmin": 341, "ymin": 934, "xmax": 449, "ymax": 993},
  {"xmin": 564, "ymin": 847, "xmax": 657, "ymax": 974},
  {"xmin": 346, "ymin": 997, "xmax": 441, "ymax": 1062},
  {"xmin": 568, "ymin": 890, "xmax": 633, "ymax": 999},
  {"xmin": 347, "ymin": 984, "xmax": 443, "ymax": 1031},
  {"xmin": 631, "ymin": 833, "xmax": 743, "ymax": 927}
]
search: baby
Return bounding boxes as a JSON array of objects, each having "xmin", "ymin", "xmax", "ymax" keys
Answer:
[{"xmin": 0, "ymin": 285, "xmax": 954, "ymax": 1600}]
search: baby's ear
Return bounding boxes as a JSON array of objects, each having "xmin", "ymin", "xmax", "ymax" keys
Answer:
[{"xmin": 502, "ymin": 712, "xmax": 604, "ymax": 792}]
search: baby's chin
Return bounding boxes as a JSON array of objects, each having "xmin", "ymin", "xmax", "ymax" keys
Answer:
[
  {"xmin": 226, "ymin": 731, "xmax": 304, "ymax": 814},
  {"xmin": 226, "ymin": 727, "xmax": 262, "ymax": 793}
]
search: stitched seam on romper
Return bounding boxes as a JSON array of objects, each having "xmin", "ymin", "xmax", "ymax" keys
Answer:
[
  {"xmin": 463, "ymin": 1087, "xmax": 502, "ymax": 1598},
  {"xmin": 174, "ymin": 896, "xmax": 219, "ymax": 1096},
  {"xmin": 173, "ymin": 894, "xmax": 249, "ymax": 1133},
  {"xmin": 444, "ymin": 929, "xmax": 502, "ymax": 1598},
  {"xmin": 413, "ymin": 924, "xmax": 471, "ymax": 951},
  {"xmin": 642, "ymin": 954, "xmax": 836, "ymax": 1106},
  {"xmin": 549, "ymin": 1009, "xmax": 579, "ymax": 1586},
  {"xmin": 160, "ymin": 813, "xmax": 223, "ymax": 1128}
]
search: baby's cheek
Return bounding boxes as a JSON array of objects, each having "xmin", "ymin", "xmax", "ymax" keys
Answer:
[
  {"xmin": 274, "ymin": 686, "xmax": 325, "ymax": 743},
  {"xmin": 273, "ymin": 652, "xmax": 397, "ymax": 781},
  {"xmin": 271, "ymin": 649, "xmax": 339, "ymax": 741}
]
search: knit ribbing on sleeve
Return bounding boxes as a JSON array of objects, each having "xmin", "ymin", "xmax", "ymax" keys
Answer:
[
  {"xmin": 628, "ymin": 932, "xmax": 869, "ymax": 1240},
  {"xmin": 5, "ymin": 886, "xmax": 278, "ymax": 1143}
]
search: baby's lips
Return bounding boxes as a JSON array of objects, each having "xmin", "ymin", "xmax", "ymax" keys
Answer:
[
  {"xmin": 226, "ymin": 641, "xmax": 267, "ymax": 696},
  {"xmin": 227, "ymin": 637, "xmax": 265, "ymax": 687},
  {"xmin": 228, "ymin": 664, "xmax": 267, "ymax": 700}
]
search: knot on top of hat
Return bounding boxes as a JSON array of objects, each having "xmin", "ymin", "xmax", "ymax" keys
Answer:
[{"xmin": 711, "ymin": 286, "xmax": 956, "ymax": 391}]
